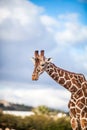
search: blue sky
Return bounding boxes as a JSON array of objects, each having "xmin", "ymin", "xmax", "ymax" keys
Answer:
[
  {"xmin": 30, "ymin": 0, "xmax": 87, "ymax": 23},
  {"xmin": 0, "ymin": 0, "xmax": 87, "ymax": 111}
]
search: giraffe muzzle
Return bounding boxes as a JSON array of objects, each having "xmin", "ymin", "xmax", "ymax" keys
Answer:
[{"xmin": 32, "ymin": 74, "xmax": 38, "ymax": 80}]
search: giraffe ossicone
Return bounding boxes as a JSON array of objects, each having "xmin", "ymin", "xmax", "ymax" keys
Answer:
[{"xmin": 31, "ymin": 50, "xmax": 87, "ymax": 130}]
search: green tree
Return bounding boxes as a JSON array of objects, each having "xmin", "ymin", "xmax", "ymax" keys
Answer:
[{"xmin": 32, "ymin": 105, "xmax": 50, "ymax": 115}]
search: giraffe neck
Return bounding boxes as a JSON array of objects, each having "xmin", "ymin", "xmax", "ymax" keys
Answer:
[{"xmin": 45, "ymin": 62, "xmax": 82, "ymax": 93}]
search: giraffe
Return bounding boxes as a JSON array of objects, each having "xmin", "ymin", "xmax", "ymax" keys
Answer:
[{"xmin": 31, "ymin": 50, "xmax": 87, "ymax": 130}]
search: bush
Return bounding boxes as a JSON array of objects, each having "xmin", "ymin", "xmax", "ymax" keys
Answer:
[{"xmin": 0, "ymin": 113, "xmax": 72, "ymax": 130}]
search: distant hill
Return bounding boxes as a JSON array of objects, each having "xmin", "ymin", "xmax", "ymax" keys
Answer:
[
  {"xmin": 0, "ymin": 99, "xmax": 33, "ymax": 111},
  {"xmin": 0, "ymin": 100, "xmax": 68, "ymax": 115}
]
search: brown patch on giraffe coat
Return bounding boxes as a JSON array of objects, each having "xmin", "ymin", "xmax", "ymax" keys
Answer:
[
  {"xmin": 69, "ymin": 85, "xmax": 77, "ymax": 93},
  {"xmin": 74, "ymin": 75, "xmax": 78, "ymax": 79},
  {"xmin": 70, "ymin": 74, "xmax": 73, "ymax": 78},
  {"xmin": 54, "ymin": 77, "xmax": 58, "ymax": 81},
  {"xmin": 71, "ymin": 118, "xmax": 77, "ymax": 129},
  {"xmin": 80, "ymin": 119, "xmax": 87, "ymax": 128},
  {"xmin": 51, "ymin": 73, "xmax": 55, "ymax": 79},
  {"xmin": 82, "ymin": 82, "xmax": 87, "ymax": 88},
  {"xmin": 82, "ymin": 82, "xmax": 87, "ymax": 97},
  {"xmin": 74, "ymin": 89, "xmax": 83, "ymax": 99},
  {"xmin": 64, "ymin": 81, "xmax": 71, "ymax": 89},
  {"xmin": 71, "ymin": 95, "xmax": 76, "ymax": 102},
  {"xmin": 68, "ymin": 101, "xmax": 70, "ymax": 108},
  {"xmin": 49, "ymin": 69, "xmax": 54, "ymax": 75},
  {"xmin": 78, "ymin": 75, "xmax": 85, "ymax": 83},
  {"xmin": 81, "ymin": 111, "xmax": 85, "ymax": 118},
  {"xmin": 57, "ymin": 70, "xmax": 64, "ymax": 77},
  {"xmin": 81, "ymin": 107, "xmax": 87, "ymax": 118},
  {"xmin": 54, "ymin": 67, "xmax": 57, "ymax": 72},
  {"xmin": 54, "ymin": 74, "xmax": 59, "ymax": 81},
  {"xmin": 58, "ymin": 78, "xmax": 65, "ymax": 85},
  {"xmin": 86, "ymin": 99, "xmax": 87, "ymax": 106},
  {"xmin": 76, "ymin": 101, "xmax": 84, "ymax": 109},
  {"xmin": 68, "ymin": 100, "xmax": 75, "ymax": 108},
  {"xmin": 70, "ymin": 108, "xmax": 76, "ymax": 117},
  {"xmin": 64, "ymin": 72, "xmax": 70, "ymax": 80},
  {"xmin": 72, "ymin": 78, "xmax": 81, "ymax": 88},
  {"xmin": 76, "ymin": 107, "xmax": 81, "ymax": 114},
  {"xmin": 80, "ymin": 97, "xmax": 85, "ymax": 104},
  {"xmin": 60, "ymin": 70, "xmax": 64, "ymax": 76},
  {"xmin": 50, "ymin": 64, "xmax": 54, "ymax": 68},
  {"xmin": 74, "ymin": 75, "xmax": 85, "ymax": 83}
]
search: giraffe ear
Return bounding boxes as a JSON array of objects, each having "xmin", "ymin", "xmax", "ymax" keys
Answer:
[
  {"xmin": 31, "ymin": 57, "xmax": 35, "ymax": 64},
  {"xmin": 46, "ymin": 58, "xmax": 52, "ymax": 63}
]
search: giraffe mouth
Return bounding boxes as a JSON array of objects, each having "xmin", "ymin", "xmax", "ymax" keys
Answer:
[{"xmin": 32, "ymin": 74, "xmax": 38, "ymax": 81}]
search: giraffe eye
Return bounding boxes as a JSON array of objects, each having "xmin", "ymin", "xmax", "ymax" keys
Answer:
[{"xmin": 41, "ymin": 64, "xmax": 45, "ymax": 67}]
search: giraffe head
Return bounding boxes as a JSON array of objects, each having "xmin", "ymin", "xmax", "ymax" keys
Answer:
[{"xmin": 32, "ymin": 50, "xmax": 52, "ymax": 80}]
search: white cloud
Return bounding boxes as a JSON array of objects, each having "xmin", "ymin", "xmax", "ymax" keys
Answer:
[
  {"xmin": 0, "ymin": 0, "xmax": 87, "ymax": 45},
  {"xmin": 40, "ymin": 15, "xmax": 60, "ymax": 32},
  {"xmin": 71, "ymin": 46, "xmax": 87, "ymax": 72},
  {"xmin": 0, "ymin": 8, "xmax": 11, "ymax": 23},
  {"xmin": 58, "ymin": 13, "xmax": 79, "ymax": 22},
  {"xmin": 13, "ymin": 7, "xmax": 29, "ymax": 25},
  {"xmin": 41, "ymin": 15, "xmax": 58, "ymax": 26},
  {"xmin": 53, "ymin": 13, "xmax": 87, "ymax": 46},
  {"xmin": 0, "ymin": 81, "xmax": 71, "ymax": 111},
  {"xmin": 55, "ymin": 25, "xmax": 87, "ymax": 45},
  {"xmin": 0, "ymin": 0, "xmax": 45, "ymax": 41},
  {"xmin": 40, "ymin": 12, "xmax": 87, "ymax": 47}
]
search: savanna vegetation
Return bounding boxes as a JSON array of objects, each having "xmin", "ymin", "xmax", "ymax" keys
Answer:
[{"xmin": 0, "ymin": 107, "xmax": 72, "ymax": 130}]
